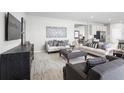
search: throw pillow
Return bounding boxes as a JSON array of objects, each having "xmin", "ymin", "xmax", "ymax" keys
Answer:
[
  {"xmin": 94, "ymin": 43, "xmax": 98, "ymax": 48},
  {"xmin": 98, "ymin": 42, "xmax": 104, "ymax": 49},
  {"xmin": 89, "ymin": 43, "xmax": 92, "ymax": 47},
  {"xmin": 92, "ymin": 43, "xmax": 96, "ymax": 48},
  {"xmin": 53, "ymin": 40, "xmax": 58, "ymax": 46},
  {"xmin": 102, "ymin": 43, "xmax": 113, "ymax": 50},
  {"xmin": 48, "ymin": 40, "xmax": 53, "ymax": 46},
  {"xmin": 64, "ymin": 40, "xmax": 69, "ymax": 45}
]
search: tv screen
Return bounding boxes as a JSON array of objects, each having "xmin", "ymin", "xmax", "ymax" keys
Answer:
[{"xmin": 5, "ymin": 13, "xmax": 21, "ymax": 41}]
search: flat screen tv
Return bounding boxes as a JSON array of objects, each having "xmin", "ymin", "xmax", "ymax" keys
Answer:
[{"xmin": 5, "ymin": 12, "xmax": 21, "ymax": 41}]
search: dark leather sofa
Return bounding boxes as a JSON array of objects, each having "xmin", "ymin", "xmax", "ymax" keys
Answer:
[{"xmin": 63, "ymin": 56, "xmax": 124, "ymax": 80}]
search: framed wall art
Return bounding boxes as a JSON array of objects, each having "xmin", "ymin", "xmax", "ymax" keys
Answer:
[{"xmin": 46, "ymin": 26, "xmax": 67, "ymax": 38}]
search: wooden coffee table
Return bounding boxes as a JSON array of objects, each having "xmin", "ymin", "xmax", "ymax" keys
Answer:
[{"xmin": 60, "ymin": 49, "xmax": 87, "ymax": 63}]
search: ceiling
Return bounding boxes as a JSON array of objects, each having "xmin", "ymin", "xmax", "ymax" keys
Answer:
[{"xmin": 26, "ymin": 12, "xmax": 124, "ymax": 24}]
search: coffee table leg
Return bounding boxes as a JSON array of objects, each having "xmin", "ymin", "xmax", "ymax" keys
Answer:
[
  {"xmin": 67, "ymin": 58, "xmax": 69, "ymax": 63},
  {"xmin": 59, "ymin": 53, "xmax": 61, "ymax": 57},
  {"xmin": 85, "ymin": 55, "xmax": 87, "ymax": 60}
]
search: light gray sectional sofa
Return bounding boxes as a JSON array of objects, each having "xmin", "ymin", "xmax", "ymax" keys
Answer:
[
  {"xmin": 79, "ymin": 42, "xmax": 118, "ymax": 57},
  {"xmin": 45, "ymin": 40, "xmax": 70, "ymax": 53}
]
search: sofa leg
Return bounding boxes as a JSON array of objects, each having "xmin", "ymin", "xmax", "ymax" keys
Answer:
[
  {"xmin": 67, "ymin": 59, "xmax": 69, "ymax": 63},
  {"xmin": 85, "ymin": 55, "xmax": 87, "ymax": 61}
]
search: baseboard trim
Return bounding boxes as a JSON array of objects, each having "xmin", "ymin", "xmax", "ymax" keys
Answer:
[
  {"xmin": 34, "ymin": 51, "xmax": 41, "ymax": 53},
  {"xmin": 34, "ymin": 50, "xmax": 46, "ymax": 53}
]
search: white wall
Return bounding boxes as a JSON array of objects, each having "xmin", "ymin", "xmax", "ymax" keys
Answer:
[
  {"xmin": 0, "ymin": 12, "xmax": 26, "ymax": 54},
  {"xmin": 110, "ymin": 23, "xmax": 124, "ymax": 43},
  {"xmin": 26, "ymin": 15, "xmax": 87, "ymax": 52}
]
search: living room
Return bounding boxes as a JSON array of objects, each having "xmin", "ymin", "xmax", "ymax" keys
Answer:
[
  {"xmin": 1, "ymin": 12, "xmax": 124, "ymax": 80},
  {"xmin": 2, "ymin": 0, "xmax": 124, "ymax": 92}
]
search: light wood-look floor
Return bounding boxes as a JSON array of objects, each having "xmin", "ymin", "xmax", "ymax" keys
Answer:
[{"xmin": 31, "ymin": 52, "xmax": 94, "ymax": 80}]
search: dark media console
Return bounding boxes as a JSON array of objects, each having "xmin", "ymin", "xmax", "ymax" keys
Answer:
[{"xmin": 0, "ymin": 42, "xmax": 34, "ymax": 80}]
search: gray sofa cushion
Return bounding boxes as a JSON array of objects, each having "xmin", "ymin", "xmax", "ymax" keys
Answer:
[{"xmin": 88, "ymin": 59, "xmax": 124, "ymax": 80}]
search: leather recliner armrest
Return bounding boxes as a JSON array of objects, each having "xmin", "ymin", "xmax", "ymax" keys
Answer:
[
  {"xmin": 64, "ymin": 63, "xmax": 87, "ymax": 80},
  {"xmin": 106, "ymin": 55, "xmax": 118, "ymax": 61}
]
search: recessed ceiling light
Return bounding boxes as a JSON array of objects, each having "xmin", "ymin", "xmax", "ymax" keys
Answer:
[
  {"xmin": 108, "ymin": 18, "xmax": 112, "ymax": 22},
  {"xmin": 90, "ymin": 16, "xmax": 94, "ymax": 19},
  {"xmin": 120, "ymin": 20, "xmax": 123, "ymax": 23}
]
